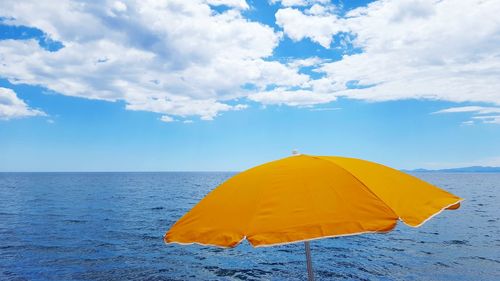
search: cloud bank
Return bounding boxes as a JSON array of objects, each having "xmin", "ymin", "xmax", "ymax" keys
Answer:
[
  {"xmin": 273, "ymin": 0, "xmax": 500, "ymax": 107},
  {"xmin": 1, "ymin": 0, "xmax": 499, "ymax": 121},
  {"xmin": 0, "ymin": 0, "xmax": 306, "ymax": 120}
]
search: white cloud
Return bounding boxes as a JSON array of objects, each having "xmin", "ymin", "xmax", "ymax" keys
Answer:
[
  {"xmin": 472, "ymin": 115, "xmax": 500, "ymax": 124},
  {"xmin": 160, "ymin": 115, "xmax": 175, "ymax": 123},
  {"xmin": 112, "ymin": 1, "xmax": 127, "ymax": 13},
  {"xmin": 307, "ymin": 3, "xmax": 336, "ymax": 15},
  {"xmin": 275, "ymin": 7, "xmax": 344, "ymax": 48},
  {"xmin": 206, "ymin": 0, "xmax": 249, "ymax": 10},
  {"xmin": 270, "ymin": 0, "xmax": 330, "ymax": 7},
  {"xmin": 249, "ymin": 88, "xmax": 336, "ymax": 106},
  {"xmin": 434, "ymin": 106, "xmax": 500, "ymax": 124},
  {"xmin": 0, "ymin": 0, "xmax": 306, "ymax": 120},
  {"xmin": 0, "ymin": 87, "xmax": 46, "ymax": 120},
  {"xmin": 275, "ymin": 0, "xmax": 500, "ymax": 107},
  {"xmin": 286, "ymin": 57, "xmax": 325, "ymax": 68},
  {"xmin": 434, "ymin": 106, "xmax": 500, "ymax": 115}
]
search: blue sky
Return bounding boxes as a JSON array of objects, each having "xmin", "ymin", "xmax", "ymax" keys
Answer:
[{"xmin": 1, "ymin": 0, "xmax": 499, "ymax": 171}]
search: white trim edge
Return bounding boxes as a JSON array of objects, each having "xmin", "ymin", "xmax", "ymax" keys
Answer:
[
  {"xmin": 163, "ymin": 236, "xmax": 247, "ymax": 249},
  {"xmin": 401, "ymin": 198, "xmax": 464, "ymax": 228},
  {"xmin": 251, "ymin": 227, "xmax": 396, "ymax": 248}
]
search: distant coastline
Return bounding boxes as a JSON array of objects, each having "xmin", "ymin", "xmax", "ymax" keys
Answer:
[{"xmin": 403, "ymin": 166, "xmax": 500, "ymax": 173}]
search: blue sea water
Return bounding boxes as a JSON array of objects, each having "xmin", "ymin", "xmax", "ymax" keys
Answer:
[{"xmin": 0, "ymin": 172, "xmax": 499, "ymax": 281}]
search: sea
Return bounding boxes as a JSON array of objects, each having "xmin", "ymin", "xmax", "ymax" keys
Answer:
[{"xmin": 0, "ymin": 172, "xmax": 499, "ymax": 281}]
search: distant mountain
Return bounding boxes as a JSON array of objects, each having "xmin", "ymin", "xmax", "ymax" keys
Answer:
[{"xmin": 402, "ymin": 166, "xmax": 500, "ymax": 173}]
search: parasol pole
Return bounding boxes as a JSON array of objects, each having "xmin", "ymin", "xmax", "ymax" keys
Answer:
[{"xmin": 304, "ymin": 241, "xmax": 315, "ymax": 281}]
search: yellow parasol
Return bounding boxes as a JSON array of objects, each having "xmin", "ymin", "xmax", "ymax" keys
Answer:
[{"xmin": 164, "ymin": 154, "xmax": 462, "ymax": 280}]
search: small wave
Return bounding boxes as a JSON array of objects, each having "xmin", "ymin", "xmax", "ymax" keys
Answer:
[
  {"xmin": 259, "ymin": 261, "xmax": 285, "ymax": 266},
  {"xmin": 434, "ymin": 262, "xmax": 450, "ymax": 267},
  {"xmin": 63, "ymin": 219, "xmax": 87, "ymax": 224},
  {"xmin": 444, "ymin": 240, "xmax": 469, "ymax": 245},
  {"xmin": 316, "ymin": 269, "xmax": 345, "ymax": 279},
  {"xmin": 460, "ymin": 256, "xmax": 500, "ymax": 264},
  {"xmin": 142, "ymin": 235, "xmax": 158, "ymax": 241},
  {"xmin": 204, "ymin": 266, "xmax": 271, "ymax": 279},
  {"xmin": 386, "ymin": 261, "xmax": 407, "ymax": 268}
]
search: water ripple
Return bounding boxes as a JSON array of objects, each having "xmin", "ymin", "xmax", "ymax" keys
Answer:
[{"xmin": 0, "ymin": 172, "xmax": 499, "ymax": 280}]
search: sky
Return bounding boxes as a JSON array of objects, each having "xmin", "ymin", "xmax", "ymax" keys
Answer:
[{"xmin": 0, "ymin": 0, "xmax": 499, "ymax": 172}]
